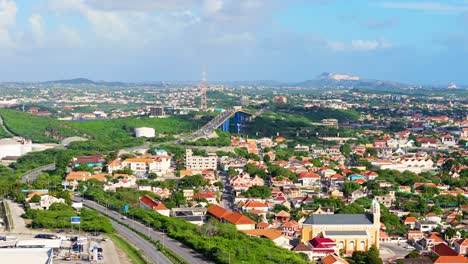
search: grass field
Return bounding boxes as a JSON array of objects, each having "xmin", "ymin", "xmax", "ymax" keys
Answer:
[{"xmin": 0, "ymin": 108, "xmax": 201, "ymax": 143}]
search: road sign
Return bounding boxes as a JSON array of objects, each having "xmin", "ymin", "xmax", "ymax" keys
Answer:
[{"xmin": 71, "ymin": 216, "xmax": 81, "ymax": 224}]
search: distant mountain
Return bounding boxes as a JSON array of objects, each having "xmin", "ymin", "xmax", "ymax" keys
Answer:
[
  {"xmin": 44, "ymin": 78, "xmax": 96, "ymax": 85},
  {"xmin": 42, "ymin": 78, "xmax": 130, "ymax": 87},
  {"xmin": 294, "ymin": 72, "xmax": 408, "ymax": 89}
]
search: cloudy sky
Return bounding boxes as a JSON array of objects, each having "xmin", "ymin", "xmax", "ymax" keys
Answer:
[{"xmin": 1, "ymin": 0, "xmax": 468, "ymax": 84}]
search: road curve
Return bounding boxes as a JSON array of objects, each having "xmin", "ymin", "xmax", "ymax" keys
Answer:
[
  {"xmin": 21, "ymin": 163, "xmax": 56, "ymax": 183},
  {"xmin": 76, "ymin": 196, "xmax": 211, "ymax": 264}
]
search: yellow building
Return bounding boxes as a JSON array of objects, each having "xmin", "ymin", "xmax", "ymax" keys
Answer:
[{"xmin": 301, "ymin": 200, "xmax": 380, "ymax": 255}]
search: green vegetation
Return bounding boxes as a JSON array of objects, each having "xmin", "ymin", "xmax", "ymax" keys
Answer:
[
  {"xmin": 0, "ymin": 109, "xmax": 79, "ymax": 142},
  {"xmin": 0, "ymin": 108, "xmax": 201, "ymax": 145},
  {"xmin": 127, "ymin": 208, "xmax": 309, "ymax": 264},
  {"xmin": 84, "ymin": 188, "xmax": 309, "ymax": 264},
  {"xmin": 109, "ymin": 234, "xmax": 149, "ymax": 264},
  {"xmin": 347, "ymin": 245, "xmax": 383, "ymax": 264},
  {"xmin": 242, "ymin": 186, "xmax": 272, "ymax": 199},
  {"xmin": 22, "ymin": 204, "xmax": 114, "ymax": 233}
]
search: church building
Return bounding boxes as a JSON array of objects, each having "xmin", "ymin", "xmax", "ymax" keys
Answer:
[{"xmin": 301, "ymin": 200, "xmax": 381, "ymax": 255}]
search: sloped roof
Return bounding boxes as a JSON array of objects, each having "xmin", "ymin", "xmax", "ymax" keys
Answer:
[
  {"xmin": 321, "ymin": 254, "xmax": 349, "ymax": 264},
  {"xmin": 223, "ymin": 212, "xmax": 256, "ymax": 225},
  {"xmin": 139, "ymin": 195, "xmax": 169, "ymax": 211},
  {"xmin": 207, "ymin": 205, "xmax": 230, "ymax": 219},
  {"xmin": 431, "ymin": 243, "xmax": 459, "ymax": 256},
  {"xmin": 433, "ymin": 256, "xmax": 468, "ymax": 263},
  {"xmin": 241, "ymin": 229, "xmax": 283, "ymax": 240},
  {"xmin": 304, "ymin": 214, "xmax": 373, "ymax": 225}
]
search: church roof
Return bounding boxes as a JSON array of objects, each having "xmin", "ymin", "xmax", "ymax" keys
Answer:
[
  {"xmin": 324, "ymin": 230, "xmax": 369, "ymax": 237},
  {"xmin": 303, "ymin": 214, "xmax": 373, "ymax": 225}
]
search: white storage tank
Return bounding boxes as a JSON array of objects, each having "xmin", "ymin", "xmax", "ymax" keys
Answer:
[{"xmin": 134, "ymin": 127, "xmax": 155, "ymax": 138}]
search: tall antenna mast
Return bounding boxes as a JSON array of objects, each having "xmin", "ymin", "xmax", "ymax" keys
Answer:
[{"xmin": 200, "ymin": 65, "xmax": 207, "ymax": 110}]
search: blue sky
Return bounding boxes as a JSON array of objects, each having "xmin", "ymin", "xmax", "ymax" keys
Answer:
[{"xmin": 1, "ymin": 0, "xmax": 468, "ymax": 84}]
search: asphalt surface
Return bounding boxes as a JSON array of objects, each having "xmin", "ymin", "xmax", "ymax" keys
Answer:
[
  {"xmin": 21, "ymin": 163, "xmax": 56, "ymax": 183},
  {"xmin": 75, "ymin": 196, "xmax": 211, "ymax": 264},
  {"xmin": 111, "ymin": 220, "xmax": 172, "ymax": 264}
]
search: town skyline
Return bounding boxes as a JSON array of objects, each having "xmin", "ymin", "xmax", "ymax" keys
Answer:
[{"xmin": 1, "ymin": 0, "xmax": 468, "ymax": 84}]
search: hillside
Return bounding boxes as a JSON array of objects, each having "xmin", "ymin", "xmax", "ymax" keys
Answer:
[{"xmin": 0, "ymin": 109, "xmax": 201, "ymax": 144}]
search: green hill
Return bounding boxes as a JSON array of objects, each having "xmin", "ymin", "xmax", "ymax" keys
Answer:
[{"xmin": 0, "ymin": 109, "xmax": 200, "ymax": 144}]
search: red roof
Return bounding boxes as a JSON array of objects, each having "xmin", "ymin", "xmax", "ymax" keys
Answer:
[
  {"xmin": 431, "ymin": 243, "xmax": 459, "ymax": 257},
  {"xmin": 223, "ymin": 212, "xmax": 256, "ymax": 225},
  {"xmin": 207, "ymin": 205, "xmax": 230, "ymax": 219},
  {"xmin": 138, "ymin": 195, "xmax": 168, "ymax": 211},
  {"xmin": 292, "ymin": 243, "xmax": 312, "ymax": 252}
]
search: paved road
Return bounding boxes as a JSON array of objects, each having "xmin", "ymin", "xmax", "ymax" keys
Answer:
[
  {"xmin": 21, "ymin": 163, "xmax": 56, "ymax": 183},
  {"xmin": 5, "ymin": 199, "xmax": 29, "ymax": 234},
  {"xmin": 111, "ymin": 220, "xmax": 171, "ymax": 264},
  {"xmin": 0, "ymin": 114, "xmax": 14, "ymax": 136},
  {"xmin": 75, "ymin": 196, "xmax": 211, "ymax": 264}
]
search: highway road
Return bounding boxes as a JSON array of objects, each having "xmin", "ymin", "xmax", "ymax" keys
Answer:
[
  {"xmin": 111, "ymin": 219, "xmax": 172, "ymax": 264},
  {"xmin": 75, "ymin": 196, "xmax": 211, "ymax": 264},
  {"xmin": 20, "ymin": 163, "xmax": 56, "ymax": 183}
]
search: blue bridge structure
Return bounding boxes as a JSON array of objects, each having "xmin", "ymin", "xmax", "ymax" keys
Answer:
[{"xmin": 188, "ymin": 109, "xmax": 253, "ymax": 140}]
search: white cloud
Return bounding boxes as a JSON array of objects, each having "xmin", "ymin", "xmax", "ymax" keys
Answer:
[
  {"xmin": 351, "ymin": 39, "xmax": 392, "ymax": 51},
  {"xmin": 203, "ymin": 0, "xmax": 223, "ymax": 15},
  {"xmin": 327, "ymin": 39, "xmax": 392, "ymax": 51},
  {"xmin": 29, "ymin": 14, "xmax": 45, "ymax": 47},
  {"xmin": 0, "ymin": 0, "xmax": 17, "ymax": 49},
  {"xmin": 382, "ymin": 2, "xmax": 468, "ymax": 12}
]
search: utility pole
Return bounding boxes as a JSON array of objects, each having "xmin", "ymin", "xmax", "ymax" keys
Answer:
[{"xmin": 200, "ymin": 65, "xmax": 207, "ymax": 110}]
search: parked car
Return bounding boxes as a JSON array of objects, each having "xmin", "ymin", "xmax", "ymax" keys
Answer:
[{"xmin": 35, "ymin": 234, "xmax": 59, "ymax": 239}]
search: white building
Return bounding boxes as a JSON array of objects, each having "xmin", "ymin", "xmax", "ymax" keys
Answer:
[
  {"xmin": 372, "ymin": 158, "xmax": 434, "ymax": 173},
  {"xmin": 134, "ymin": 127, "xmax": 155, "ymax": 138},
  {"xmin": 185, "ymin": 149, "xmax": 217, "ymax": 170},
  {"xmin": 26, "ymin": 195, "xmax": 65, "ymax": 210},
  {"xmin": 0, "ymin": 137, "xmax": 32, "ymax": 160},
  {"xmin": 119, "ymin": 157, "xmax": 171, "ymax": 177}
]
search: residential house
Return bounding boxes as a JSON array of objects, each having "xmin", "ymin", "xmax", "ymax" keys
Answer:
[
  {"xmin": 282, "ymin": 221, "xmax": 300, "ymax": 237},
  {"xmin": 242, "ymin": 229, "xmax": 291, "ymax": 249},
  {"xmin": 138, "ymin": 195, "xmax": 170, "ymax": 217},
  {"xmin": 207, "ymin": 205, "xmax": 256, "ymax": 230},
  {"xmin": 416, "ymin": 220, "xmax": 438, "ymax": 233},
  {"xmin": 321, "ymin": 254, "xmax": 349, "ymax": 264},
  {"xmin": 453, "ymin": 239, "xmax": 468, "ymax": 256},
  {"xmin": 27, "ymin": 195, "xmax": 66, "ymax": 210}
]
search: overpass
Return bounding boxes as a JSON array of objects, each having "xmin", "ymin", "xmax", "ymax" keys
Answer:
[{"xmin": 188, "ymin": 109, "xmax": 253, "ymax": 140}]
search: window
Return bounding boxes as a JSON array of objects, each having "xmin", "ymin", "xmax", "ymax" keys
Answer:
[{"xmin": 359, "ymin": 241, "xmax": 366, "ymax": 251}]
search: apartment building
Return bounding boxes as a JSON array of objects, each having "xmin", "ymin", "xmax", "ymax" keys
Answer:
[{"xmin": 185, "ymin": 149, "xmax": 217, "ymax": 170}]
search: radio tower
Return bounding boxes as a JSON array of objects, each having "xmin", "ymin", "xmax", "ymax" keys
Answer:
[{"xmin": 200, "ymin": 65, "xmax": 207, "ymax": 110}]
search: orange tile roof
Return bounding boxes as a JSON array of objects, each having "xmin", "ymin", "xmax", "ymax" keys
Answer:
[
  {"xmin": 244, "ymin": 200, "xmax": 268, "ymax": 208},
  {"xmin": 207, "ymin": 205, "xmax": 230, "ymax": 219},
  {"xmin": 434, "ymin": 256, "xmax": 468, "ymax": 263},
  {"xmin": 322, "ymin": 254, "xmax": 349, "ymax": 264},
  {"xmin": 66, "ymin": 171, "xmax": 92, "ymax": 181},
  {"xmin": 428, "ymin": 233, "xmax": 445, "ymax": 243},
  {"xmin": 123, "ymin": 158, "xmax": 154, "ymax": 163},
  {"xmin": 223, "ymin": 212, "xmax": 256, "ymax": 225},
  {"xmin": 256, "ymin": 222, "xmax": 270, "ymax": 228},
  {"xmin": 27, "ymin": 192, "xmax": 46, "ymax": 199},
  {"xmin": 241, "ymin": 228, "xmax": 283, "ymax": 240},
  {"xmin": 89, "ymin": 173, "xmax": 109, "ymax": 182},
  {"xmin": 404, "ymin": 216, "xmax": 417, "ymax": 224},
  {"xmin": 275, "ymin": 210, "xmax": 290, "ymax": 217}
]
